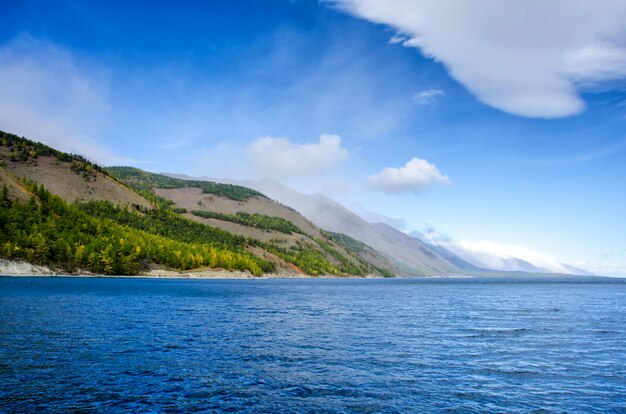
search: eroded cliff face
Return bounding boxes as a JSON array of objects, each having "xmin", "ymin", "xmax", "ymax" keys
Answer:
[{"xmin": 0, "ymin": 259, "xmax": 57, "ymax": 276}]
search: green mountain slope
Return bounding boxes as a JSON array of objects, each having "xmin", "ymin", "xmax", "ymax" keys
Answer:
[
  {"xmin": 0, "ymin": 183, "xmax": 271, "ymax": 275},
  {"xmin": 0, "ymin": 130, "xmax": 394, "ymax": 277},
  {"xmin": 106, "ymin": 166, "xmax": 386, "ymax": 276}
]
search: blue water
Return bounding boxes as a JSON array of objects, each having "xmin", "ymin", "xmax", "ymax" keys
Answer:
[{"xmin": 1, "ymin": 277, "xmax": 625, "ymax": 413}]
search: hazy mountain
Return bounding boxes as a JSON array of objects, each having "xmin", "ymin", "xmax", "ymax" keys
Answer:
[
  {"xmin": 165, "ymin": 175, "xmax": 597, "ymax": 277},
  {"xmin": 559, "ymin": 263, "xmax": 595, "ymax": 277},
  {"xmin": 429, "ymin": 244, "xmax": 485, "ymax": 272},
  {"xmin": 437, "ymin": 241, "xmax": 594, "ymax": 276},
  {"xmin": 167, "ymin": 175, "xmax": 464, "ymax": 276}
]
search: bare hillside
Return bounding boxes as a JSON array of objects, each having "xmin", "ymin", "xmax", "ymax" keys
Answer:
[
  {"xmin": 155, "ymin": 187, "xmax": 369, "ymax": 270},
  {"xmin": 0, "ymin": 167, "xmax": 31, "ymax": 202},
  {"xmin": 200, "ymin": 177, "xmax": 459, "ymax": 275},
  {"xmin": 155, "ymin": 187, "xmax": 321, "ymax": 237},
  {"xmin": 157, "ymin": 177, "xmax": 400, "ymax": 276},
  {"xmin": 0, "ymin": 150, "xmax": 151, "ymax": 208}
]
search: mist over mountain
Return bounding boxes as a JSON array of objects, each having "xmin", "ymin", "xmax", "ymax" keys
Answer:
[
  {"xmin": 167, "ymin": 174, "xmax": 594, "ymax": 277},
  {"xmin": 426, "ymin": 239, "xmax": 594, "ymax": 276},
  {"xmin": 167, "ymin": 175, "xmax": 461, "ymax": 275}
]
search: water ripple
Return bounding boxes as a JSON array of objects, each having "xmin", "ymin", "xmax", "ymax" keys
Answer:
[{"xmin": 1, "ymin": 277, "xmax": 625, "ymax": 412}]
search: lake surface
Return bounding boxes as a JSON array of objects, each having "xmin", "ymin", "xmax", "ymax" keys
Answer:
[{"xmin": 1, "ymin": 277, "xmax": 625, "ymax": 413}]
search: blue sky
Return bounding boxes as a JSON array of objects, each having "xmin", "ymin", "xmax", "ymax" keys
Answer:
[{"xmin": 0, "ymin": 0, "xmax": 625, "ymax": 275}]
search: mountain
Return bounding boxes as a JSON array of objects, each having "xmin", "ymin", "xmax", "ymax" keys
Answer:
[
  {"xmin": 172, "ymin": 176, "xmax": 597, "ymax": 278},
  {"xmin": 108, "ymin": 166, "xmax": 397, "ymax": 277},
  {"xmin": 560, "ymin": 263, "xmax": 595, "ymax": 276},
  {"xmin": 0, "ymin": 134, "xmax": 150, "ymax": 209},
  {"xmin": 1, "ymin": 130, "xmax": 591, "ymax": 278},
  {"xmin": 429, "ymin": 244, "xmax": 485, "ymax": 272},
  {"xmin": 434, "ymin": 240, "xmax": 594, "ymax": 276},
  {"xmin": 166, "ymin": 176, "xmax": 465, "ymax": 276},
  {"xmin": 0, "ymin": 130, "xmax": 393, "ymax": 277}
]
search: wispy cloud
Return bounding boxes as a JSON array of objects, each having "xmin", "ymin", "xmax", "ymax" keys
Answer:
[
  {"xmin": 594, "ymin": 248, "xmax": 626, "ymax": 259},
  {"xmin": 526, "ymin": 139, "xmax": 626, "ymax": 166},
  {"xmin": 367, "ymin": 157, "xmax": 449, "ymax": 194},
  {"xmin": 575, "ymin": 261, "xmax": 626, "ymax": 277},
  {"xmin": 409, "ymin": 223, "xmax": 600, "ymax": 275},
  {"xmin": 0, "ymin": 34, "xmax": 138, "ymax": 165},
  {"xmin": 416, "ymin": 223, "xmax": 451, "ymax": 243},
  {"xmin": 333, "ymin": 0, "xmax": 626, "ymax": 118},
  {"xmin": 412, "ymin": 89, "xmax": 445, "ymax": 105},
  {"xmin": 447, "ymin": 239, "xmax": 590, "ymax": 274},
  {"xmin": 125, "ymin": 23, "xmax": 419, "ymax": 177},
  {"xmin": 388, "ymin": 33, "xmax": 408, "ymax": 44}
]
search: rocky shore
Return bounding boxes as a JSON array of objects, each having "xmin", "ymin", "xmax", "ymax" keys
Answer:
[{"xmin": 0, "ymin": 259, "xmax": 382, "ymax": 279}]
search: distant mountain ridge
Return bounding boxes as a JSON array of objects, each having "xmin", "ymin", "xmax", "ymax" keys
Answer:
[
  {"xmin": 429, "ymin": 244, "xmax": 485, "ymax": 272},
  {"xmin": 434, "ymin": 240, "xmax": 594, "ymax": 276},
  {"xmin": 168, "ymin": 174, "xmax": 593, "ymax": 277},
  {"xmin": 167, "ymin": 175, "xmax": 472, "ymax": 276}
]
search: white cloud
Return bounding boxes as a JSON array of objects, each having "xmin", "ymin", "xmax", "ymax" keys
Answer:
[
  {"xmin": 526, "ymin": 139, "xmax": 626, "ymax": 166},
  {"xmin": 458, "ymin": 240, "xmax": 565, "ymax": 271},
  {"xmin": 409, "ymin": 223, "xmax": 599, "ymax": 275},
  {"xmin": 442, "ymin": 239, "xmax": 594, "ymax": 275},
  {"xmin": 367, "ymin": 157, "xmax": 449, "ymax": 194},
  {"xmin": 412, "ymin": 89, "xmax": 444, "ymax": 104},
  {"xmin": 333, "ymin": 0, "xmax": 626, "ymax": 118},
  {"xmin": 413, "ymin": 223, "xmax": 450, "ymax": 243},
  {"xmin": 388, "ymin": 34, "xmax": 407, "ymax": 44},
  {"xmin": 246, "ymin": 134, "xmax": 348, "ymax": 179},
  {"xmin": 0, "ymin": 35, "xmax": 136, "ymax": 165},
  {"xmin": 582, "ymin": 262, "xmax": 626, "ymax": 278}
]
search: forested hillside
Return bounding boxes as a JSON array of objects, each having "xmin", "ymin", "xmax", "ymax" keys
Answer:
[
  {"xmin": 107, "ymin": 167, "xmax": 390, "ymax": 276},
  {"xmin": 107, "ymin": 166, "xmax": 261, "ymax": 202},
  {"xmin": 0, "ymin": 182, "xmax": 270, "ymax": 275},
  {"xmin": 0, "ymin": 131, "xmax": 393, "ymax": 277}
]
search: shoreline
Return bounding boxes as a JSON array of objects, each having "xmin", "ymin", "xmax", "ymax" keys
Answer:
[
  {"xmin": 0, "ymin": 258, "xmax": 391, "ymax": 280},
  {"xmin": 4, "ymin": 259, "xmax": 607, "ymax": 280}
]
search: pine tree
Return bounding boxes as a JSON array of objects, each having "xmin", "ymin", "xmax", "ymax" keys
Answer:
[{"xmin": 0, "ymin": 185, "xmax": 9, "ymax": 208}]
